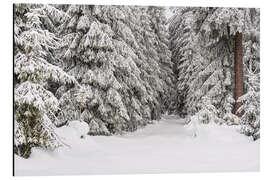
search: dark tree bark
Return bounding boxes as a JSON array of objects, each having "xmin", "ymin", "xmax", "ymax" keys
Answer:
[{"xmin": 234, "ymin": 32, "xmax": 244, "ymax": 117}]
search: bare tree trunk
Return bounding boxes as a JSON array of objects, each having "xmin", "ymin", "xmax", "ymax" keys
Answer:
[{"xmin": 234, "ymin": 32, "xmax": 244, "ymax": 117}]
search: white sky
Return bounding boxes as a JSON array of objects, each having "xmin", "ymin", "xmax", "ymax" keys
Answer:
[{"xmin": 165, "ymin": 6, "xmax": 174, "ymax": 19}]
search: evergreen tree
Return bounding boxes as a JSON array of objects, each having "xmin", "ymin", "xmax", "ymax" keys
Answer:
[
  {"xmin": 56, "ymin": 5, "xmax": 126, "ymax": 135},
  {"xmin": 14, "ymin": 4, "xmax": 76, "ymax": 158},
  {"xmin": 169, "ymin": 7, "xmax": 202, "ymax": 116},
  {"xmin": 55, "ymin": 5, "xmax": 174, "ymax": 135},
  {"xmin": 169, "ymin": 7, "xmax": 260, "ymax": 132},
  {"xmin": 147, "ymin": 6, "xmax": 175, "ymax": 112},
  {"xmin": 238, "ymin": 8, "xmax": 260, "ymax": 140},
  {"xmin": 237, "ymin": 60, "xmax": 260, "ymax": 140}
]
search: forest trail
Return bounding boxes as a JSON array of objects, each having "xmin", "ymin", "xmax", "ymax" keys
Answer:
[{"xmin": 15, "ymin": 115, "xmax": 259, "ymax": 176}]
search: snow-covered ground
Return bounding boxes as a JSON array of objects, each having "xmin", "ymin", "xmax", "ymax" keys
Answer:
[{"xmin": 15, "ymin": 115, "xmax": 259, "ymax": 176}]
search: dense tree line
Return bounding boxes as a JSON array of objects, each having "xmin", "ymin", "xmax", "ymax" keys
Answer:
[
  {"xmin": 169, "ymin": 7, "xmax": 260, "ymax": 140},
  {"xmin": 14, "ymin": 4, "xmax": 260, "ymax": 159},
  {"xmin": 14, "ymin": 4, "xmax": 174, "ymax": 158}
]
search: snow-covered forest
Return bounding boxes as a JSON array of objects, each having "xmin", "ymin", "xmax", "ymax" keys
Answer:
[{"xmin": 14, "ymin": 4, "xmax": 260, "ymax": 175}]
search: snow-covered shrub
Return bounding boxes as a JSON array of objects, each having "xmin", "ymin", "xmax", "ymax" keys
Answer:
[
  {"xmin": 185, "ymin": 115, "xmax": 199, "ymax": 138},
  {"xmin": 68, "ymin": 120, "xmax": 89, "ymax": 138},
  {"xmin": 223, "ymin": 94, "xmax": 240, "ymax": 125}
]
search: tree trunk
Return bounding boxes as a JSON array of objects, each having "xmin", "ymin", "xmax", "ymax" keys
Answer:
[
  {"xmin": 234, "ymin": 32, "xmax": 244, "ymax": 117},
  {"xmin": 79, "ymin": 103, "xmax": 82, "ymax": 122}
]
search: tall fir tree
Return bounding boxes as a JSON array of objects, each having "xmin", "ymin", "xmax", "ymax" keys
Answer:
[
  {"xmin": 14, "ymin": 4, "xmax": 77, "ymax": 158},
  {"xmin": 54, "ymin": 5, "xmax": 174, "ymax": 135},
  {"xmin": 237, "ymin": 8, "xmax": 260, "ymax": 140},
  {"xmin": 169, "ymin": 7, "xmax": 260, "ymax": 137},
  {"xmin": 147, "ymin": 6, "xmax": 175, "ymax": 112}
]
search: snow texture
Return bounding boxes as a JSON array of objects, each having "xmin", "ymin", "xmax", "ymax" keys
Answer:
[
  {"xmin": 68, "ymin": 120, "xmax": 89, "ymax": 138},
  {"xmin": 15, "ymin": 115, "xmax": 259, "ymax": 176}
]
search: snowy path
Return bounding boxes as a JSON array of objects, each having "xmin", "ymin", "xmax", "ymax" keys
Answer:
[{"xmin": 15, "ymin": 115, "xmax": 259, "ymax": 176}]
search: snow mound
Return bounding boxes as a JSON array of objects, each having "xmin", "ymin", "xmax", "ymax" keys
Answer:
[
  {"xmin": 68, "ymin": 120, "xmax": 89, "ymax": 138},
  {"xmin": 55, "ymin": 123, "xmax": 98, "ymax": 150},
  {"xmin": 184, "ymin": 116, "xmax": 199, "ymax": 138}
]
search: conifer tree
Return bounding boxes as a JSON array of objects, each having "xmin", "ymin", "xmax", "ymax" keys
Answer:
[
  {"xmin": 14, "ymin": 4, "xmax": 76, "ymax": 158},
  {"xmin": 147, "ymin": 6, "xmax": 175, "ymax": 112},
  {"xmin": 55, "ymin": 5, "xmax": 174, "ymax": 135},
  {"xmin": 169, "ymin": 7, "xmax": 201, "ymax": 116},
  {"xmin": 237, "ymin": 60, "xmax": 260, "ymax": 140},
  {"xmin": 238, "ymin": 8, "xmax": 260, "ymax": 140},
  {"xmin": 169, "ymin": 7, "xmax": 260, "ymax": 131}
]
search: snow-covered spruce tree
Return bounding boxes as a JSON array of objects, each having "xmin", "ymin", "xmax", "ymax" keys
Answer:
[
  {"xmin": 109, "ymin": 6, "xmax": 161, "ymax": 121},
  {"xmin": 14, "ymin": 4, "xmax": 76, "ymax": 158},
  {"xmin": 198, "ymin": 8, "xmax": 260, "ymax": 130},
  {"xmin": 94, "ymin": 5, "xmax": 164, "ymax": 125},
  {"xmin": 169, "ymin": 7, "xmax": 223, "ymax": 122},
  {"xmin": 147, "ymin": 6, "xmax": 175, "ymax": 112},
  {"xmin": 125, "ymin": 6, "xmax": 174, "ymax": 118},
  {"xmin": 237, "ymin": 61, "xmax": 260, "ymax": 140},
  {"xmin": 169, "ymin": 7, "xmax": 201, "ymax": 116},
  {"xmin": 169, "ymin": 7, "xmax": 259, "ymax": 127},
  {"xmin": 55, "ymin": 5, "xmax": 173, "ymax": 135},
  {"xmin": 118, "ymin": 5, "xmax": 174, "ymax": 118},
  {"xmin": 187, "ymin": 7, "xmax": 244, "ymax": 124},
  {"xmin": 237, "ymin": 8, "xmax": 260, "ymax": 140},
  {"xmin": 56, "ymin": 5, "xmax": 123, "ymax": 135},
  {"xmin": 92, "ymin": 5, "xmax": 157, "ymax": 129}
]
